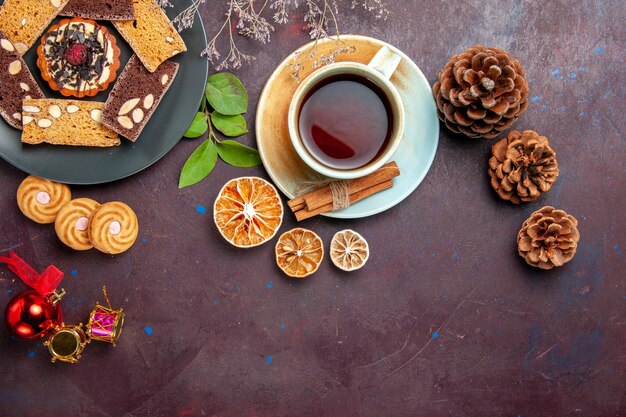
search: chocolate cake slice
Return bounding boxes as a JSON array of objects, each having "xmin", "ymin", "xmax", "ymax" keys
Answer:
[
  {"xmin": 60, "ymin": 0, "xmax": 135, "ymax": 21},
  {"xmin": 102, "ymin": 54, "xmax": 178, "ymax": 141},
  {"xmin": 0, "ymin": 31, "xmax": 44, "ymax": 130}
]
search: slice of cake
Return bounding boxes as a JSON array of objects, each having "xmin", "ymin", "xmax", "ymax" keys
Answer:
[
  {"xmin": 102, "ymin": 55, "xmax": 178, "ymax": 141},
  {"xmin": 60, "ymin": 0, "xmax": 135, "ymax": 20},
  {"xmin": 0, "ymin": 31, "xmax": 44, "ymax": 129},
  {"xmin": 113, "ymin": 0, "xmax": 186, "ymax": 72},
  {"xmin": 22, "ymin": 98, "xmax": 120, "ymax": 147},
  {"xmin": 0, "ymin": 0, "xmax": 71, "ymax": 55}
]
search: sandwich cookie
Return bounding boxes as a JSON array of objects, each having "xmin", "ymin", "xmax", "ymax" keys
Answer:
[
  {"xmin": 55, "ymin": 198, "xmax": 100, "ymax": 250},
  {"xmin": 88, "ymin": 202, "xmax": 138, "ymax": 255},
  {"xmin": 17, "ymin": 176, "xmax": 71, "ymax": 224}
]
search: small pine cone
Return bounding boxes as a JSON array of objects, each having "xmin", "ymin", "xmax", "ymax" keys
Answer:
[
  {"xmin": 488, "ymin": 130, "xmax": 559, "ymax": 204},
  {"xmin": 517, "ymin": 206, "xmax": 580, "ymax": 270},
  {"xmin": 433, "ymin": 45, "xmax": 529, "ymax": 138}
]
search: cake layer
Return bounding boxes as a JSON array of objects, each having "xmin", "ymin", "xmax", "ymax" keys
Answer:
[
  {"xmin": 0, "ymin": 0, "xmax": 70, "ymax": 55},
  {"xmin": 60, "ymin": 0, "xmax": 135, "ymax": 20},
  {"xmin": 22, "ymin": 98, "xmax": 120, "ymax": 147},
  {"xmin": 113, "ymin": 0, "xmax": 186, "ymax": 72},
  {"xmin": 102, "ymin": 54, "xmax": 178, "ymax": 141},
  {"xmin": 0, "ymin": 31, "xmax": 44, "ymax": 129}
]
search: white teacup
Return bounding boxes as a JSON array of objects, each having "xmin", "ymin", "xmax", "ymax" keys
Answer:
[{"xmin": 288, "ymin": 46, "xmax": 404, "ymax": 179}]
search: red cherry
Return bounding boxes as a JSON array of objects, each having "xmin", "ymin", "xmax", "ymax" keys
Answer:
[{"xmin": 64, "ymin": 43, "xmax": 89, "ymax": 66}]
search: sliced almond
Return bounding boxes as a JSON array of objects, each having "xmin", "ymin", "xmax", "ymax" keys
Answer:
[
  {"xmin": 161, "ymin": 74, "xmax": 169, "ymax": 85},
  {"xmin": 165, "ymin": 36, "xmax": 174, "ymax": 44},
  {"xmin": 143, "ymin": 94, "xmax": 154, "ymax": 109},
  {"xmin": 90, "ymin": 109, "xmax": 103, "ymax": 122},
  {"xmin": 117, "ymin": 115, "xmax": 134, "ymax": 130},
  {"xmin": 118, "ymin": 98, "xmax": 140, "ymax": 116},
  {"xmin": 171, "ymin": 50, "xmax": 180, "ymax": 56},
  {"xmin": 22, "ymin": 105, "xmax": 40, "ymax": 113},
  {"xmin": 22, "ymin": 115, "xmax": 33, "ymax": 125},
  {"xmin": 132, "ymin": 108, "xmax": 144, "ymax": 123},
  {"xmin": 14, "ymin": 43, "xmax": 27, "ymax": 55},
  {"xmin": 50, "ymin": 0, "xmax": 61, "ymax": 8},
  {"xmin": 21, "ymin": 18, "xmax": 27, "ymax": 26},
  {"xmin": 19, "ymin": 82, "xmax": 30, "ymax": 92},
  {"xmin": 66, "ymin": 104, "xmax": 80, "ymax": 114},
  {"xmin": 12, "ymin": 113, "xmax": 21, "ymax": 120},
  {"xmin": 38, "ymin": 119, "xmax": 52, "ymax": 128},
  {"xmin": 0, "ymin": 39, "xmax": 14, "ymax": 52},
  {"xmin": 8, "ymin": 60, "xmax": 22, "ymax": 75},
  {"xmin": 48, "ymin": 105, "xmax": 62, "ymax": 118}
]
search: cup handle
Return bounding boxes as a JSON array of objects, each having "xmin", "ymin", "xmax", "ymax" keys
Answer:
[{"xmin": 367, "ymin": 46, "xmax": 401, "ymax": 80}]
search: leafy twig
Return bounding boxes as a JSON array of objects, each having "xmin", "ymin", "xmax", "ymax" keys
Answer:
[
  {"xmin": 179, "ymin": 73, "xmax": 261, "ymax": 188},
  {"xmin": 160, "ymin": 0, "xmax": 389, "ymax": 72}
]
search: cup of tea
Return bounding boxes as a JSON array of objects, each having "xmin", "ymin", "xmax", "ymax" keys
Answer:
[{"xmin": 288, "ymin": 46, "xmax": 405, "ymax": 179}]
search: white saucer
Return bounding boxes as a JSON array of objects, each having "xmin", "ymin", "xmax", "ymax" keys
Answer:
[{"xmin": 256, "ymin": 35, "xmax": 439, "ymax": 219}]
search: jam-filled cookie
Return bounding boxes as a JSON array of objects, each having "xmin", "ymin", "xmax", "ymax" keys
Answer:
[
  {"xmin": 88, "ymin": 202, "xmax": 138, "ymax": 255},
  {"xmin": 17, "ymin": 175, "xmax": 71, "ymax": 224},
  {"xmin": 55, "ymin": 198, "xmax": 100, "ymax": 250}
]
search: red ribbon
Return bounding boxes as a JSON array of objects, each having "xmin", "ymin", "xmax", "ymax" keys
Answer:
[{"xmin": 0, "ymin": 251, "xmax": 63, "ymax": 295}]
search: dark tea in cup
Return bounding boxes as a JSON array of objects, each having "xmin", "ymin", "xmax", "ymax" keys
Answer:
[{"xmin": 297, "ymin": 74, "xmax": 393, "ymax": 170}]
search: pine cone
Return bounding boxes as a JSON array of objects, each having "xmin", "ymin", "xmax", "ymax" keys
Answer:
[
  {"xmin": 517, "ymin": 206, "xmax": 580, "ymax": 270},
  {"xmin": 433, "ymin": 45, "xmax": 529, "ymax": 138},
  {"xmin": 488, "ymin": 130, "xmax": 559, "ymax": 204}
]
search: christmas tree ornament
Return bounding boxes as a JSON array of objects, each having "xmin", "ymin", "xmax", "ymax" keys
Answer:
[
  {"xmin": 5, "ymin": 289, "xmax": 65, "ymax": 340},
  {"xmin": 488, "ymin": 130, "xmax": 559, "ymax": 204},
  {"xmin": 44, "ymin": 324, "xmax": 88, "ymax": 363},
  {"xmin": 433, "ymin": 45, "xmax": 529, "ymax": 138},
  {"xmin": 86, "ymin": 287, "xmax": 124, "ymax": 346},
  {"xmin": 517, "ymin": 206, "xmax": 580, "ymax": 270},
  {"xmin": 1, "ymin": 252, "xmax": 66, "ymax": 340}
]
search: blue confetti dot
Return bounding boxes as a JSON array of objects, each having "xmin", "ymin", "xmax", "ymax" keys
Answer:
[
  {"xmin": 196, "ymin": 205, "xmax": 207, "ymax": 215},
  {"xmin": 568, "ymin": 73, "xmax": 577, "ymax": 79},
  {"xmin": 212, "ymin": 300, "xmax": 220, "ymax": 305},
  {"xmin": 144, "ymin": 327, "xmax": 153, "ymax": 336},
  {"xmin": 70, "ymin": 269, "xmax": 77, "ymax": 276},
  {"xmin": 541, "ymin": 104, "xmax": 548, "ymax": 111},
  {"xmin": 531, "ymin": 96, "xmax": 541, "ymax": 103},
  {"xmin": 27, "ymin": 350, "xmax": 35, "ymax": 358},
  {"xmin": 614, "ymin": 245, "xmax": 619, "ymax": 251},
  {"xmin": 432, "ymin": 331, "xmax": 439, "ymax": 339},
  {"xmin": 265, "ymin": 355, "xmax": 273, "ymax": 364},
  {"xmin": 596, "ymin": 47, "xmax": 605, "ymax": 55},
  {"xmin": 279, "ymin": 323, "xmax": 285, "ymax": 329},
  {"xmin": 266, "ymin": 282, "xmax": 273, "ymax": 289},
  {"xmin": 141, "ymin": 237, "xmax": 148, "ymax": 244},
  {"xmin": 551, "ymin": 69, "xmax": 560, "ymax": 77},
  {"xmin": 6, "ymin": 289, "xmax": 12, "ymax": 294},
  {"xmin": 579, "ymin": 111, "xmax": 586, "ymax": 116}
]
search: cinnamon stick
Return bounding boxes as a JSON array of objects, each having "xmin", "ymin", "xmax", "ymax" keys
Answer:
[
  {"xmin": 287, "ymin": 161, "xmax": 400, "ymax": 213},
  {"xmin": 294, "ymin": 180, "xmax": 394, "ymax": 221}
]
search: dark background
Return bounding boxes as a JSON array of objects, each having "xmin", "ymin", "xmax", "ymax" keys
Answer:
[{"xmin": 0, "ymin": 1, "xmax": 624, "ymax": 416}]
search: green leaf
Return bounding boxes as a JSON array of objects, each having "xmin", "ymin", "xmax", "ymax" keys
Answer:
[
  {"xmin": 205, "ymin": 73, "xmax": 248, "ymax": 115},
  {"xmin": 183, "ymin": 112, "xmax": 208, "ymax": 138},
  {"xmin": 211, "ymin": 112, "xmax": 248, "ymax": 137},
  {"xmin": 216, "ymin": 140, "xmax": 261, "ymax": 168},
  {"xmin": 199, "ymin": 96, "xmax": 207, "ymax": 112},
  {"xmin": 179, "ymin": 139, "xmax": 218, "ymax": 188}
]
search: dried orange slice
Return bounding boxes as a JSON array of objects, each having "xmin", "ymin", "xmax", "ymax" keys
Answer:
[
  {"xmin": 213, "ymin": 177, "xmax": 283, "ymax": 248},
  {"xmin": 275, "ymin": 228, "xmax": 324, "ymax": 278},
  {"xmin": 330, "ymin": 229, "xmax": 369, "ymax": 271}
]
